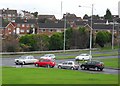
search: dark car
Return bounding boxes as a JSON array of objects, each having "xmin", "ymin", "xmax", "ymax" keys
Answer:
[
  {"xmin": 34, "ymin": 59, "xmax": 56, "ymax": 68},
  {"xmin": 80, "ymin": 60, "xmax": 104, "ymax": 71}
]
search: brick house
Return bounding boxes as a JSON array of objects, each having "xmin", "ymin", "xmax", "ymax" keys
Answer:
[{"xmin": 38, "ymin": 21, "xmax": 70, "ymax": 36}]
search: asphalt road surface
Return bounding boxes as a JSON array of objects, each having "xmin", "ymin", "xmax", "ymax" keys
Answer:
[{"xmin": 1, "ymin": 56, "xmax": 119, "ymax": 75}]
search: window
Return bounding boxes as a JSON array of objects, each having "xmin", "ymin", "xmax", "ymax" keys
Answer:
[
  {"xmin": 20, "ymin": 30, "xmax": 24, "ymax": 33},
  {"xmin": 31, "ymin": 24, "xmax": 34, "ymax": 27},
  {"xmin": 17, "ymin": 24, "xmax": 20, "ymax": 27},
  {"xmin": 26, "ymin": 24, "xmax": 29, "ymax": 27},
  {"xmin": 9, "ymin": 32, "xmax": 11, "ymax": 34},
  {"xmin": 8, "ymin": 14, "xmax": 11, "ymax": 17},
  {"xmin": 22, "ymin": 24, "xmax": 25, "ymax": 27},
  {"xmin": 27, "ymin": 30, "xmax": 29, "ymax": 33},
  {"xmin": 68, "ymin": 62, "xmax": 73, "ymax": 65},
  {"xmin": 8, "ymin": 28, "xmax": 11, "ymax": 30},
  {"xmin": 49, "ymin": 29, "xmax": 53, "ymax": 32},
  {"xmin": 41, "ymin": 29, "xmax": 46, "ymax": 32}
]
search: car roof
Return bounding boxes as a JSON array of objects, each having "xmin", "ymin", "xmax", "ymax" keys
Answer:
[{"xmin": 80, "ymin": 53, "xmax": 89, "ymax": 55}]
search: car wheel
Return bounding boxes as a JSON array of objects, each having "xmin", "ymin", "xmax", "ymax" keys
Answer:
[
  {"xmin": 58, "ymin": 66, "xmax": 62, "ymax": 69},
  {"xmin": 22, "ymin": 61, "xmax": 25, "ymax": 65},
  {"xmin": 35, "ymin": 64, "xmax": 39, "ymax": 67},
  {"xmin": 100, "ymin": 68, "xmax": 103, "ymax": 71},
  {"xmin": 95, "ymin": 67, "xmax": 99, "ymax": 71},
  {"xmin": 71, "ymin": 67, "xmax": 74, "ymax": 70},
  {"xmin": 81, "ymin": 66, "xmax": 85, "ymax": 70},
  {"xmin": 87, "ymin": 68, "xmax": 89, "ymax": 70},
  {"xmin": 15, "ymin": 63, "xmax": 19, "ymax": 65}
]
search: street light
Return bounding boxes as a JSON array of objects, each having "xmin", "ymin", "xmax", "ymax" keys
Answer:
[
  {"xmin": 63, "ymin": 13, "xmax": 67, "ymax": 52},
  {"xmin": 79, "ymin": 4, "xmax": 93, "ymax": 61},
  {"xmin": 112, "ymin": 19, "xmax": 115, "ymax": 50}
]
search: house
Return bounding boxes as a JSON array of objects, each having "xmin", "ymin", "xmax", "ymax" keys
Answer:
[
  {"xmin": 38, "ymin": 21, "xmax": 70, "ymax": 36},
  {"xmin": 15, "ymin": 18, "xmax": 37, "ymax": 35},
  {"xmin": 38, "ymin": 15, "xmax": 56, "ymax": 21},
  {"xmin": 61, "ymin": 13, "xmax": 82, "ymax": 22},
  {"xmin": 0, "ymin": 8, "xmax": 17, "ymax": 21}
]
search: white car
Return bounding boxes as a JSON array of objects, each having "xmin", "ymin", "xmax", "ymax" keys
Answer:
[
  {"xmin": 40, "ymin": 54, "xmax": 55, "ymax": 59},
  {"xmin": 57, "ymin": 61, "xmax": 79, "ymax": 70},
  {"xmin": 15, "ymin": 55, "xmax": 38, "ymax": 65},
  {"xmin": 75, "ymin": 53, "xmax": 92, "ymax": 61}
]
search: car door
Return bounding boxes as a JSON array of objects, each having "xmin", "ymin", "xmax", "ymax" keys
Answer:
[{"xmin": 62, "ymin": 62, "xmax": 67, "ymax": 69}]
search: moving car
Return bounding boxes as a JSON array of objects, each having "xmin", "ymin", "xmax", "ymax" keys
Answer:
[
  {"xmin": 75, "ymin": 53, "xmax": 92, "ymax": 61},
  {"xmin": 40, "ymin": 54, "xmax": 56, "ymax": 59},
  {"xmin": 34, "ymin": 59, "xmax": 56, "ymax": 68},
  {"xmin": 15, "ymin": 55, "xmax": 38, "ymax": 65},
  {"xmin": 80, "ymin": 60, "xmax": 104, "ymax": 71},
  {"xmin": 57, "ymin": 61, "xmax": 79, "ymax": 70}
]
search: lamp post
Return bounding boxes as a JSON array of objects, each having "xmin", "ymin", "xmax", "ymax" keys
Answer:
[
  {"xmin": 112, "ymin": 19, "xmax": 115, "ymax": 50},
  {"xmin": 79, "ymin": 4, "xmax": 93, "ymax": 61},
  {"xmin": 63, "ymin": 13, "xmax": 67, "ymax": 52}
]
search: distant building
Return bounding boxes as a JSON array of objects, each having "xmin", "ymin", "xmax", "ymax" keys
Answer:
[{"xmin": 0, "ymin": 8, "xmax": 17, "ymax": 21}]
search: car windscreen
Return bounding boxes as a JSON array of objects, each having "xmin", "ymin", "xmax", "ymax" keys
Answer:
[{"xmin": 19, "ymin": 56, "xmax": 26, "ymax": 59}]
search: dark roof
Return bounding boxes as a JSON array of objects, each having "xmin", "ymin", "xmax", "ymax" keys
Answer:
[
  {"xmin": 39, "ymin": 22, "xmax": 70, "ymax": 28},
  {"xmin": 15, "ymin": 18, "xmax": 36, "ymax": 24},
  {"xmin": 38, "ymin": 15, "xmax": 56, "ymax": 19},
  {"xmin": 92, "ymin": 24, "xmax": 113, "ymax": 30},
  {"xmin": 75, "ymin": 21, "xmax": 88, "ymax": 26}
]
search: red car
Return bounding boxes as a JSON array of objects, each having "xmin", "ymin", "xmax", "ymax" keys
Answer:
[{"xmin": 34, "ymin": 59, "xmax": 56, "ymax": 68}]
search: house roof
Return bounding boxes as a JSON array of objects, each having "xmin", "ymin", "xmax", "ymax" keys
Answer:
[
  {"xmin": 39, "ymin": 21, "xmax": 70, "ymax": 29},
  {"xmin": 15, "ymin": 18, "xmax": 36, "ymax": 24},
  {"xmin": 38, "ymin": 15, "xmax": 56, "ymax": 20}
]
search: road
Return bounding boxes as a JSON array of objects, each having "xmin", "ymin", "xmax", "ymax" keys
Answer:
[{"xmin": 1, "ymin": 56, "xmax": 119, "ymax": 75}]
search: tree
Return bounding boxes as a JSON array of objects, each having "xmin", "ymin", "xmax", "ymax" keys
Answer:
[
  {"xmin": 65, "ymin": 27, "xmax": 90, "ymax": 49},
  {"xmin": 19, "ymin": 34, "xmax": 49, "ymax": 51},
  {"xmin": 49, "ymin": 33, "xmax": 63, "ymax": 50},
  {"xmin": 104, "ymin": 9, "xmax": 112, "ymax": 20},
  {"xmin": 2, "ymin": 34, "xmax": 20, "ymax": 52},
  {"xmin": 83, "ymin": 14, "xmax": 89, "ymax": 19},
  {"xmin": 31, "ymin": 12, "xmax": 38, "ymax": 18},
  {"xmin": 95, "ymin": 31, "xmax": 111, "ymax": 47}
]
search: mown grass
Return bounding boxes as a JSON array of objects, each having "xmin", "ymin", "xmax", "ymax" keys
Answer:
[{"xmin": 2, "ymin": 67, "xmax": 118, "ymax": 84}]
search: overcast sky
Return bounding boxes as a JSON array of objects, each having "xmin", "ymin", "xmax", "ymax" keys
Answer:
[{"xmin": 0, "ymin": 0, "xmax": 119, "ymax": 19}]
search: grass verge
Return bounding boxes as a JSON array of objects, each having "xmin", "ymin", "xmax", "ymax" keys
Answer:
[{"xmin": 2, "ymin": 67, "xmax": 118, "ymax": 84}]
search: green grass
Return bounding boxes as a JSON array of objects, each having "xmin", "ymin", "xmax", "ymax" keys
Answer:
[
  {"xmin": 99, "ymin": 58, "xmax": 119, "ymax": 68},
  {"xmin": 2, "ymin": 67, "xmax": 118, "ymax": 84}
]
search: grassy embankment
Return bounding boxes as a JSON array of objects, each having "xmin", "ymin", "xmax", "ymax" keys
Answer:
[{"xmin": 2, "ymin": 67, "xmax": 118, "ymax": 84}]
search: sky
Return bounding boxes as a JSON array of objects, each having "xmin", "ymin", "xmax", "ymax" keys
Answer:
[{"xmin": 0, "ymin": 0, "xmax": 119, "ymax": 19}]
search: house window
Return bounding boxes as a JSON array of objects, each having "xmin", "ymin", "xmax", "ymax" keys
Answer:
[
  {"xmin": 41, "ymin": 29, "xmax": 46, "ymax": 32},
  {"xmin": 27, "ymin": 30, "xmax": 29, "ymax": 33},
  {"xmin": 17, "ymin": 24, "xmax": 20, "ymax": 27},
  {"xmin": 20, "ymin": 30, "xmax": 24, "ymax": 33},
  {"xmin": 8, "ymin": 28, "xmax": 11, "ymax": 30},
  {"xmin": 49, "ymin": 29, "xmax": 53, "ymax": 32},
  {"xmin": 31, "ymin": 24, "xmax": 34, "ymax": 27},
  {"xmin": 57, "ymin": 29, "xmax": 61, "ymax": 32},
  {"xmin": 27, "ymin": 24, "xmax": 29, "ymax": 27},
  {"xmin": 22, "ymin": 24, "xmax": 25, "ymax": 27},
  {"xmin": 9, "ymin": 32, "xmax": 11, "ymax": 34},
  {"xmin": 8, "ymin": 14, "xmax": 11, "ymax": 17}
]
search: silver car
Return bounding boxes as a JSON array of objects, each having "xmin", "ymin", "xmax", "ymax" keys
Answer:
[{"xmin": 57, "ymin": 61, "xmax": 79, "ymax": 70}]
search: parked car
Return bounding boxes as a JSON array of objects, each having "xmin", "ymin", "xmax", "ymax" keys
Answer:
[
  {"xmin": 57, "ymin": 61, "xmax": 79, "ymax": 70},
  {"xmin": 34, "ymin": 59, "xmax": 56, "ymax": 68},
  {"xmin": 40, "ymin": 54, "xmax": 56, "ymax": 59},
  {"xmin": 15, "ymin": 55, "xmax": 38, "ymax": 65},
  {"xmin": 80, "ymin": 60, "xmax": 104, "ymax": 71},
  {"xmin": 75, "ymin": 53, "xmax": 92, "ymax": 61}
]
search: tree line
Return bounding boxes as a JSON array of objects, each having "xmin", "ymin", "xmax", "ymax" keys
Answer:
[{"xmin": 2, "ymin": 27, "xmax": 114, "ymax": 52}]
